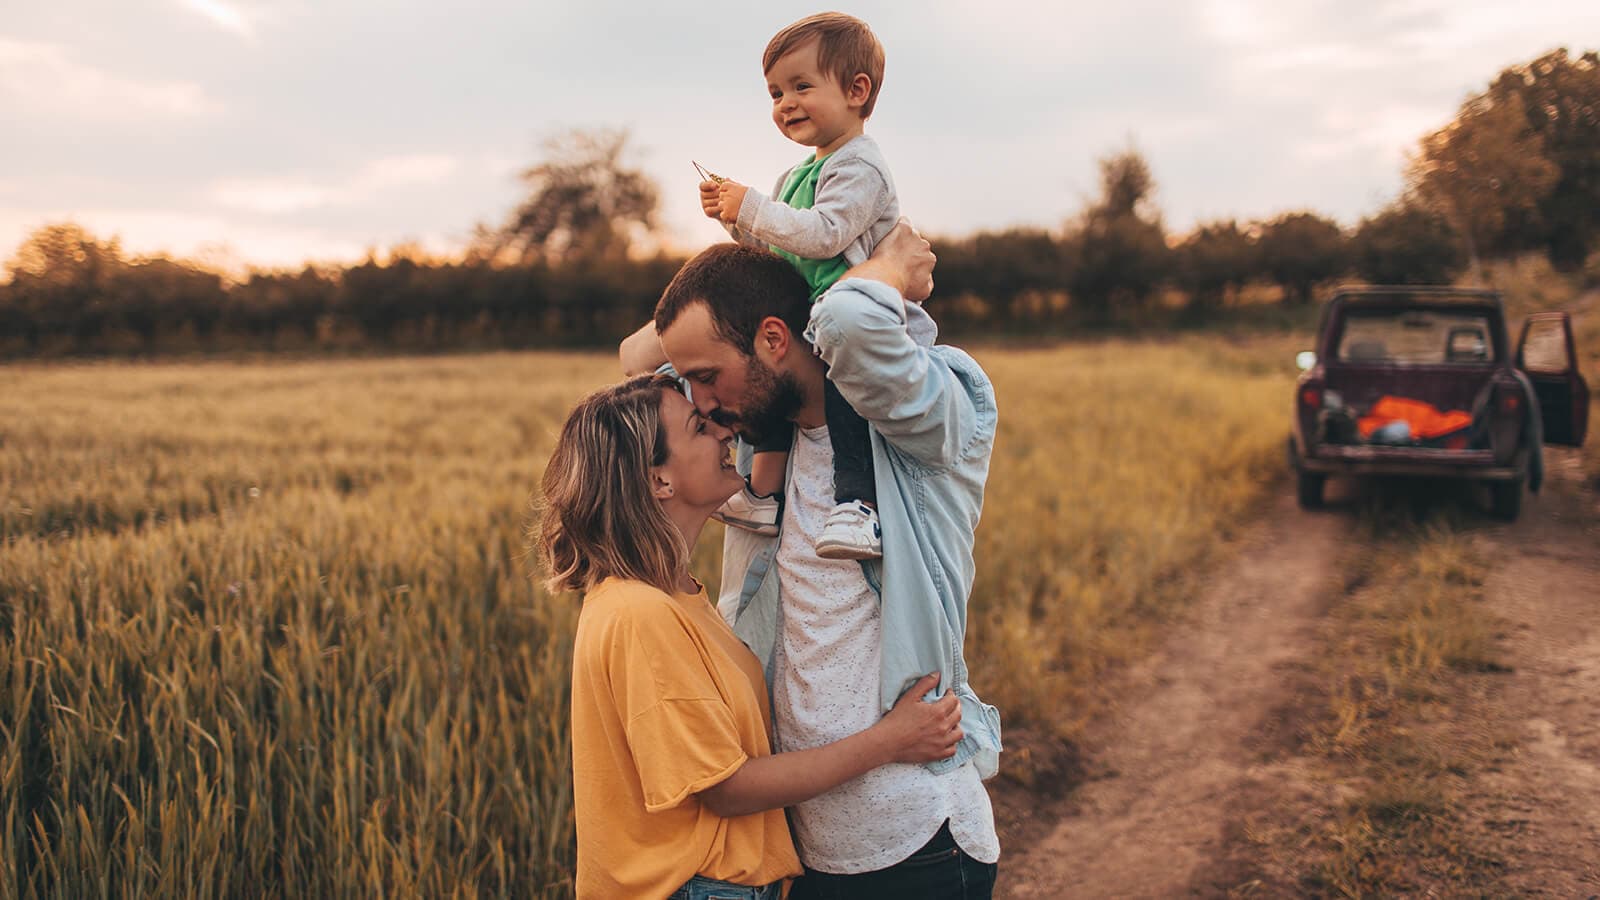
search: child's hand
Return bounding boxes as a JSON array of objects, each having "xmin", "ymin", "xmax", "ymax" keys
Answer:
[
  {"xmin": 699, "ymin": 180, "xmax": 722, "ymax": 220},
  {"xmin": 716, "ymin": 181, "xmax": 748, "ymax": 224}
]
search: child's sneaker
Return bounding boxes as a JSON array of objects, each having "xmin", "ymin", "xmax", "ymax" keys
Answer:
[
  {"xmin": 816, "ymin": 502, "xmax": 882, "ymax": 560},
  {"xmin": 714, "ymin": 487, "xmax": 781, "ymax": 536}
]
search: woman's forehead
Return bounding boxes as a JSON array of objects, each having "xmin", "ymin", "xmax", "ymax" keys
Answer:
[{"xmin": 658, "ymin": 389, "xmax": 693, "ymax": 416}]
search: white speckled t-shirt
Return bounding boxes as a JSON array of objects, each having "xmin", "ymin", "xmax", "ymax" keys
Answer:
[{"xmin": 772, "ymin": 424, "xmax": 999, "ymax": 874}]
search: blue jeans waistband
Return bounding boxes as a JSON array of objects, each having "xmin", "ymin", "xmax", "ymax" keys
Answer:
[{"xmin": 669, "ymin": 873, "xmax": 782, "ymax": 900}]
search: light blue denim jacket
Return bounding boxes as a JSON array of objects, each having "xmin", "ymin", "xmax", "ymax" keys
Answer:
[{"xmin": 713, "ymin": 277, "xmax": 1002, "ymax": 778}]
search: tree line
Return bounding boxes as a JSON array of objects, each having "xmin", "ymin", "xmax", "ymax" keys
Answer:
[{"xmin": 3, "ymin": 49, "xmax": 1596, "ymax": 357}]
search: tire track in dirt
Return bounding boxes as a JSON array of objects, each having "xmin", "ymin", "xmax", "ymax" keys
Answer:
[{"xmin": 1001, "ymin": 489, "xmax": 1354, "ymax": 898}]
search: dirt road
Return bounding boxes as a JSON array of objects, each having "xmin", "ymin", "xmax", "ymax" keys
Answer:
[
  {"xmin": 1000, "ymin": 486, "xmax": 1353, "ymax": 898},
  {"xmin": 1000, "ymin": 457, "xmax": 1600, "ymax": 897}
]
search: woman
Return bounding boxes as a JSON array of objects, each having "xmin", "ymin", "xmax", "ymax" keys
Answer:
[{"xmin": 538, "ymin": 373, "xmax": 962, "ymax": 900}]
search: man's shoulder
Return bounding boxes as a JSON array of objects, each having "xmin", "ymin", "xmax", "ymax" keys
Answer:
[{"xmin": 928, "ymin": 344, "xmax": 998, "ymax": 434}]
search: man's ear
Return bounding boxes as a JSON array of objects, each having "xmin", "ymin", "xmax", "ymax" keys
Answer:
[
  {"xmin": 753, "ymin": 315, "xmax": 792, "ymax": 363},
  {"xmin": 846, "ymin": 73, "xmax": 872, "ymax": 111}
]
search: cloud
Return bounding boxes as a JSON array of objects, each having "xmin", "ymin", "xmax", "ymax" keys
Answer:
[
  {"xmin": 1291, "ymin": 103, "xmax": 1443, "ymax": 166},
  {"xmin": 0, "ymin": 38, "xmax": 218, "ymax": 119},
  {"xmin": 174, "ymin": 0, "xmax": 255, "ymax": 39},
  {"xmin": 0, "ymin": 205, "xmax": 373, "ymax": 272},
  {"xmin": 208, "ymin": 154, "xmax": 461, "ymax": 215},
  {"xmin": 209, "ymin": 179, "xmax": 334, "ymax": 215},
  {"xmin": 355, "ymin": 154, "xmax": 460, "ymax": 190}
]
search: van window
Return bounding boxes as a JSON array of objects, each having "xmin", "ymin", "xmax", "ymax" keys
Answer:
[{"xmin": 1336, "ymin": 310, "xmax": 1495, "ymax": 364}]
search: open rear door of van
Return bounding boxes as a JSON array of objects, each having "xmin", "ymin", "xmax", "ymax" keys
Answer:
[{"xmin": 1517, "ymin": 312, "xmax": 1589, "ymax": 447}]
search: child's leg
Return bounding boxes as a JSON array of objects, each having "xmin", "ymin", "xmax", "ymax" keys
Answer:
[
  {"xmin": 749, "ymin": 450, "xmax": 788, "ymax": 498},
  {"xmin": 816, "ymin": 377, "xmax": 881, "ymax": 560},
  {"xmin": 823, "ymin": 378, "xmax": 875, "ymax": 506},
  {"xmin": 712, "ymin": 424, "xmax": 789, "ymax": 536},
  {"xmin": 749, "ymin": 421, "xmax": 793, "ymax": 497}
]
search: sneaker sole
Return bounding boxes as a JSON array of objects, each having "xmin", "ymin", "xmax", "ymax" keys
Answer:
[
  {"xmin": 714, "ymin": 516, "xmax": 780, "ymax": 536},
  {"xmin": 815, "ymin": 539, "xmax": 882, "ymax": 561}
]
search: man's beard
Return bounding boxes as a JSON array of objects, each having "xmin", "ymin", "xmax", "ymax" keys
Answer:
[{"xmin": 709, "ymin": 355, "xmax": 804, "ymax": 445}]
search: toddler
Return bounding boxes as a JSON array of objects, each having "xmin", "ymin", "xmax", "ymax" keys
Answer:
[{"xmin": 703, "ymin": 11, "xmax": 905, "ymax": 561}]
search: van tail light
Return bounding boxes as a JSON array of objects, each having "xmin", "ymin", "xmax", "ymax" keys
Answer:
[
  {"xmin": 1487, "ymin": 381, "xmax": 1524, "ymax": 464},
  {"xmin": 1300, "ymin": 385, "xmax": 1323, "ymax": 410},
  {"xmin": 1496, "ymin": 387, "xmax": 1522, "ymax": 417}
]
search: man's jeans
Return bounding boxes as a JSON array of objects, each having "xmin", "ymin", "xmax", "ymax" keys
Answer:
[
  {"xmin": 667, "ymin": 874, "xmax": 782, "ymax": 900},
  {"xmin": 787, "ymin": 822, "xmax": 998, "ymax": 900}
]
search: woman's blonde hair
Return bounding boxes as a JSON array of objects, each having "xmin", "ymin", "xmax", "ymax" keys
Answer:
[{"xmin": 537, "ymin": 373, "xmax": 690, "ymax": 595}]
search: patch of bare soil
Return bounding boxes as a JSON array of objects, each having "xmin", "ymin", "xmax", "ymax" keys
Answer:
[
  {"xmin": 998, "ymin": 489, "xmax": 1353, "ymax": 898},
  {"xmin": 1458, "ymin": 448, "xmax": 1600, "ymax": 895}
]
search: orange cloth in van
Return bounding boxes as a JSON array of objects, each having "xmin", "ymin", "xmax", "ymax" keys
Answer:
[{"xmin": 1357, "ymin": 396, "xmax": 1472, "ymax": 440}]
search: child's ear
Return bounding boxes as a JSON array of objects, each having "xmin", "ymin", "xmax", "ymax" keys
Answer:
[{"xmin": 847, "ymin": 73, "xmax": 872, "ymax": 109}]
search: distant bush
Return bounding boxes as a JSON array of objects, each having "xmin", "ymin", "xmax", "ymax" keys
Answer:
[
  {"xmin": 1259, "ymin": 213, "xmax": 1349, "ymax": 305},
  {"xmin": 1352, "ymin": 204, "xmax": 1466, "ymax": 285}
]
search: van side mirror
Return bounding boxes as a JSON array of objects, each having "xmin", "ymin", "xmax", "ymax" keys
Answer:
[{"xmin": 1295, "ymin": 351, "xmax": 1317, "ymax": 371}]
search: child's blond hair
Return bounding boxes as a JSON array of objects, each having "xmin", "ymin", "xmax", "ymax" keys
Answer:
[{"xmin": 762, "ymin": 12, "xmax": 885, "ymax": 119}]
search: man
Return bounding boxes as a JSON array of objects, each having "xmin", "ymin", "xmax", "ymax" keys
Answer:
[{"xmin": 621, "ymin": 222, "xmax": 1001, "ymax": 899}]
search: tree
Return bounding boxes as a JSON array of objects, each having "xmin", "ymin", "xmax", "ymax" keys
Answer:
[
  {"xmin": 1063, "ymin": 148, "xmax": 1171, "ymax": 322},
  {"xmin": 114, "ymin": 258, "xmax": 226, "ymax": 341},
  {"xmin": 1351, "ymin": 203, "xmax": 1465, "ymax": 285},
  {"xmin": 497, "ymin": 129, "xmax": 660, "ymax": 265},
  {"xmin": 1484, "ymin": 49, "xmax": 1600, "ymax": 267},
  {"xmin": 1407, "ymin": 90, "xmax": 1559, "ymax": 268},
  {"xmin": 1, "ymin": 222, "xmax": 126, "ymax": 345},
  {"xmin": 1257, "ymin": 212, "xmax": 1347, "ymax": 304},
  {"xmin": 1175, "ymin": 219, "xmax": 1256, "ymax": 311}
]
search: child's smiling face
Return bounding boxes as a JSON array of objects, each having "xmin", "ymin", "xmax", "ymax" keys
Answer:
[{"xmin": 765, "ymin": 38, "xmax": 868, "ymax": 157}]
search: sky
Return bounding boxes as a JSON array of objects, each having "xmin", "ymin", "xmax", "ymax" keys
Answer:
[{"xmin": 2, "ymin": 0, "xmax": 1597, "ymax": 272}]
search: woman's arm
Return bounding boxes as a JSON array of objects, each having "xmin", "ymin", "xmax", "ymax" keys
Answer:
[{"xmin": 697, "ymin": 673, "xmax": 960, "ymax": 818}]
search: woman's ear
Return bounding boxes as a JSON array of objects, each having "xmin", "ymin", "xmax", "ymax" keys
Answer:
[{"xmin": 650, "ymin": 468, "xmax": 675, "ymax": 501}]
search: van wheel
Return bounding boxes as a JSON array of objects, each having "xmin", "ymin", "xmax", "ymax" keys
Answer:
[
  {"xmin": 1297, "ymin": 471, "xmax": 1325, "ymax": 509},
  {"xmin": 1489, "ymin": 477, "xmax": 1523, "ymax": 521}
]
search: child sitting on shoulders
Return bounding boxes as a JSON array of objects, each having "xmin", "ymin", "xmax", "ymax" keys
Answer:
[{"xmin": 703, "ymin": 11, "xmax": 910, "ymax": 561}]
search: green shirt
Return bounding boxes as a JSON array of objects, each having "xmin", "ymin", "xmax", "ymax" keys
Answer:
[{"xmin": 773, "ymin": 154, "xmax": 851, "ymax": 301}]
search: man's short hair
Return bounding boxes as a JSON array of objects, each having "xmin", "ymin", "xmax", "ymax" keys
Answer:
[
  {"xmin": 763, "ymin": 12, "xmax": 886, "ymax": 119},
  {"xmin": 654, "ymin": 243, "xmax": 812, "ymax": 355}
]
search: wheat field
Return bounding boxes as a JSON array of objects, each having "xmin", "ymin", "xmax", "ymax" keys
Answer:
[{"xmin": 0, "ymin": 341, "xmax": 1294, "ymax": 897}]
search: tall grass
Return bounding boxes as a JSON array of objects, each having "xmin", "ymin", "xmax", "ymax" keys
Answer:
[
  {"xmin": 968, "ymin": 339, "xmax": 1295, "ymax": 736},
  {"xmin": 1, "ymin": 341, "xmax": 1294, "ymax": 895},
  {"xmin": 1309, "ymin": 515, "xmax": 1507, "ymax": 897}
]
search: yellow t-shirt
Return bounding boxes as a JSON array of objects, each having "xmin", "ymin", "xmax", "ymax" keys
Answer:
[{"xmin": 570, "ymin": 576, "xmax": 802, "ymax": 899}]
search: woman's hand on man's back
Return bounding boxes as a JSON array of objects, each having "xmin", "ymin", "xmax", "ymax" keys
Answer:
[{"xmin": 878, "ymin": 673, "xmax": 963, "ymax": 764}]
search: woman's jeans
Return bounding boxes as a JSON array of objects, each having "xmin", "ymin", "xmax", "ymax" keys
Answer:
[
  {"xmin": 668, "ymin": 874, "xmax": 782, "ymax": 900},
  {"xmin": 787, "ymin": 822, "xmax": 998, "ymax": 900}
]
